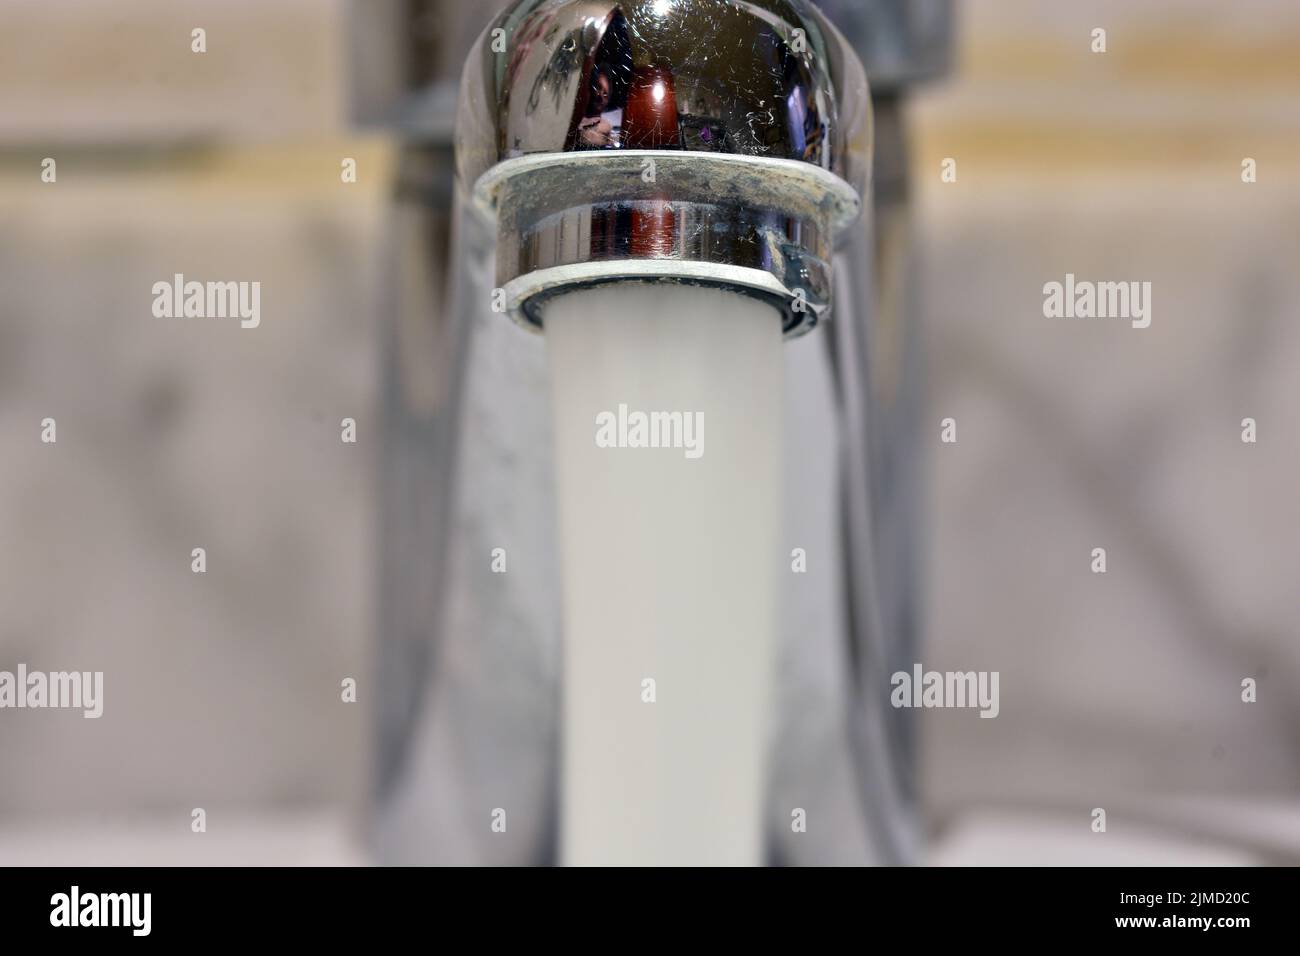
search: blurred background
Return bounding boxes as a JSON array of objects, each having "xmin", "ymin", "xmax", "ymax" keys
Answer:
[{"xmin": 0, "ymin": 0, "xmax": 1297, "ymax": 864}]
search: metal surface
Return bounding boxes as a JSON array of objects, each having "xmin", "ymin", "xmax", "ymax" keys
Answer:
[
  {"xmin": 455, "ymin": 0, "xmax": 871, "ymax": 335},
  {"xmin": 859, "ymin": 92, "xmax": 925, "ymax": 810},
  {"xmin": 365, "ymin": 0, "xmax": 955, "ymax": 866}
]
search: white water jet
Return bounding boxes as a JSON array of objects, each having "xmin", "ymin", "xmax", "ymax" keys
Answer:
[{"xmin": 546, "ymin": 283, "xmax": 784, "ymax": 866}]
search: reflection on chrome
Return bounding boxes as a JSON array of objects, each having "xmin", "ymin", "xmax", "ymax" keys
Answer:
[{"xmin": 457, "ymin": 0, "xmax": 871, "ymax": 337}]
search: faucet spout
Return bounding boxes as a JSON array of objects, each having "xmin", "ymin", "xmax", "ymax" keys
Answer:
[
  {"xmin": 371, "ymin": 0, "xmax": 951, "ymax": 867},
  {"xmin": 456, "ymin": 0, "xmax": 871, "ymax": 336}
]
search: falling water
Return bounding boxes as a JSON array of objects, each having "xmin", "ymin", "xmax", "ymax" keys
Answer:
[{"xmin": 545, "ymin": 283, "xmax": 784, "ymax": 865}]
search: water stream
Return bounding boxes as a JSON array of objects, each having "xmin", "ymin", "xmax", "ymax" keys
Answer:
[{"xmin": 546, "ymin": 283, "xmax": 785, "ymax": 865}]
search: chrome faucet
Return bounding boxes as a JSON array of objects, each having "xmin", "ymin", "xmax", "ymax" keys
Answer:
[{"xmin": 362, "ymin": 0, "xmax": 952, "ymax": 865}]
